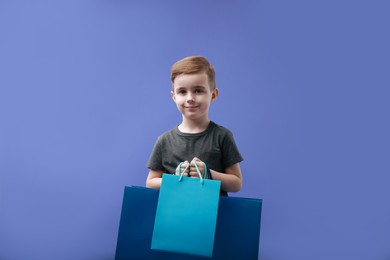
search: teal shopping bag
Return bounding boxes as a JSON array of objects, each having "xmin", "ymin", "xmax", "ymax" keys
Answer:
[{"xmin": 151, "ymin": 162, "xmax": 221, "ymax": 257}]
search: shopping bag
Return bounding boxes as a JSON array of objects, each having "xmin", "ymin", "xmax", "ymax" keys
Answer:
[
  {"xmin": 115, "ymin": 186, "xmax": 262, "ymax": 260},
  {"xmin": 151, "ymin": 162, "xmax": 221, "ymax": 257},
  {"xmin": 213, "ymin": 196, "xmax": 262, "ymax": 259}
]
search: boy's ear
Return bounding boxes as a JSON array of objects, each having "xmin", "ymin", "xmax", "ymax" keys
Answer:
[
  {"xmin": 171, "ymin": 90, "xmax": 176, "ymax": 101},
  {"xmin": 211, "ymin": 88, "xmax": 219, "ymax": 101}
]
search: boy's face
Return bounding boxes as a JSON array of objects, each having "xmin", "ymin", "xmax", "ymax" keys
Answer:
[{"xmin": 171, "ymin": 72, "xmax": 218, "ymax": 122}]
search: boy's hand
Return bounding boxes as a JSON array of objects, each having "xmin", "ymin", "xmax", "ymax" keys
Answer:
[
  {"xmin": 178, "ymin": 160, "xmax": 190, "ymax": 176},
  {"xmin": 188, "ymin": 157, "xmax": 205, "ymax": 178}
]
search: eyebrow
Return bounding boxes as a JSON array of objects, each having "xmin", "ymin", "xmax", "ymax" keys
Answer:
[
  {"xmin": 174, "ymin": 87, "xmax": 186, "ymax": 92},
  {"xmin": 175, "ymin": 85, "xmax": 206, "ymax": 92}
]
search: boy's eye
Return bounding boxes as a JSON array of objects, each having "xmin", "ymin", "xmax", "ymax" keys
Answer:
[{"xmin": 194, "ymin": 88, "xmax": 204, "ymax": 94}]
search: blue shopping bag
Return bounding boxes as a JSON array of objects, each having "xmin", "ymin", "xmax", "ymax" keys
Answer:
[
  {"xmin": 115, "ymin": 186, "xmax": 262, "ymax": 260},
  {"xmin": 151, "ymin": 162, "xmax": 221, "ymax": 257}
]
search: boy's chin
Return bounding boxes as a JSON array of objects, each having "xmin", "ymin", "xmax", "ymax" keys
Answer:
[{"xmin": 183, "ymin": 114, "xmax": 207, "ymax": 121}]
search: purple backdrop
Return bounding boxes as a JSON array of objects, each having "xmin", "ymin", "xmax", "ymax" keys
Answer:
[{"xmin": 1, "ymin": 1, "xmax": 389, "ymax": 259}]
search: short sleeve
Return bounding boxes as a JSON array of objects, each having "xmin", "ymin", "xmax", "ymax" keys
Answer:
[
  {"xmin": 221, "ymin": 132, "xmax": 244, "ymax": 169},
  {"xmin": 146, "ymin": 136, "xmax": 164, "ymax": 171}
]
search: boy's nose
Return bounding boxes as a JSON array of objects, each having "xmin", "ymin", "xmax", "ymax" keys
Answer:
[{"xmin": 186, "ymin": 93, "xmax": 195, "ymax": 102}]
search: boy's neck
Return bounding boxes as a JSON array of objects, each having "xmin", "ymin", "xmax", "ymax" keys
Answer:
[{"xmin": 178, "ymin": 118, "xmax": 210, "ymax": 134}]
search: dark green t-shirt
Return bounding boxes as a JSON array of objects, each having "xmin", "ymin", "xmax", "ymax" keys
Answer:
[{"xmin": 146, "ymin": 121, "xmax": 243, "ymax": 194}]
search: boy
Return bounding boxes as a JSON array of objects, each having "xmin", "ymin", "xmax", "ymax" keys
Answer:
[{"xmin": 146, "ymin": 56, "xmax": 243, "ymax": 196}]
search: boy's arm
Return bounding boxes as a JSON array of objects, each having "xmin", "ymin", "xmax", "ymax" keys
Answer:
[
  {"xmin": 210, "ymin": 163, "xmax": 242, "ymax": 193},
  {"xmin": 146, "ymin": 169, "xmax": 164, "ymax": 189}
]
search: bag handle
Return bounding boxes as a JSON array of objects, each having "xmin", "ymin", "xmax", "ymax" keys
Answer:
[{"xmin": 177, "ymin": 161, "xmax": 207, "ymax": 185}]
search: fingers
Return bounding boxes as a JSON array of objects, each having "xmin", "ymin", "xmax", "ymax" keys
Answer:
[
  {"xmin": 191, "ymin": 157, "xmax": 202, "ymax": 165},
  {"xmin": 178, "ymin": 158, "xmax": 205, "ymax": 178},
  {"xmin": 180, "ymin": 161, "xmax": 190, "ymax": 176},
  {"xmin": 188, "ymin": 158, "xmax": 204, "ymax": 178}
]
